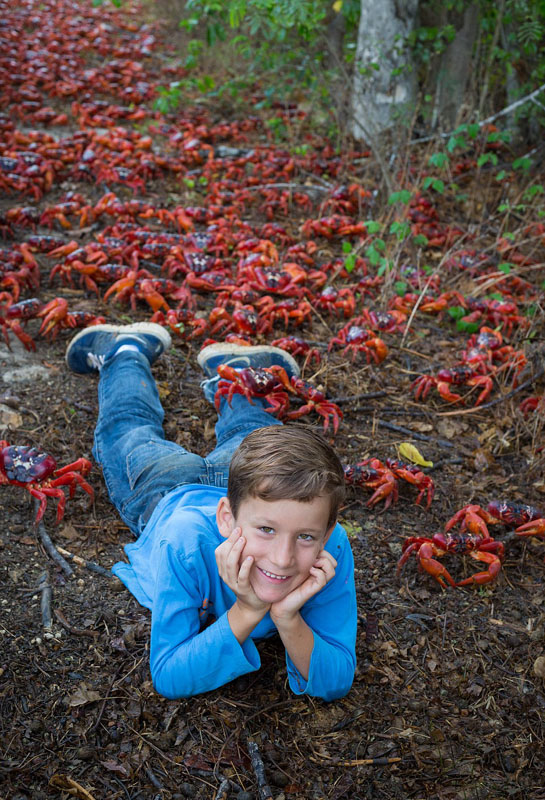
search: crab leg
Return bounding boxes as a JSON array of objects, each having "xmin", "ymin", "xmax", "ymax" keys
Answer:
[
  {"xmin": 418, "ymin": 542, "xmax": 457, "ymax": 589},
  {"xmin": 456, "ymin": 551, "xmax": 502, "ymax": 586}
]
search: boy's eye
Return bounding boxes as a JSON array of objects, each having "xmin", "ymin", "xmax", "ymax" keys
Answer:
[
  {"xmin": 259, "ymin": 526, "xmax": 274, "ymax": 534},
  {"xmin": 298, "ymin": 533, "xmax": 315, "ymax": 541}
]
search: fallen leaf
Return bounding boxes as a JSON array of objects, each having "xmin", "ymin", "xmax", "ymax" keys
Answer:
[
  {"xmin": 100, "ymin": 760, "xmax": 130, "ymax": 777},
  {"xmin": 66, "ymin": 682, "xmax": 101, "ymax": 707},
  {"xmin": 58, "ymin": 523, "xmax": 80, "ymax": 541},
  {"xmin": 533, "ymin": 656, "xmax": 545, "ymax": 679},
  {"xmin": 49, "ymin": 774, "xmax": 97, "ymax": 800},
  {"xmin": 398, "ymin": 442, "xmax": 433, "ymax": 467}
]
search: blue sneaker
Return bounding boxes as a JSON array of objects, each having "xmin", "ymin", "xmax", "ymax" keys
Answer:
[
  {"xmin": 66, "ymin": 323, "xmax": 172, "ymax": 374},
  {"xmin": 197, "ymin": 343, "xmax": 300, "ymax": 404}
]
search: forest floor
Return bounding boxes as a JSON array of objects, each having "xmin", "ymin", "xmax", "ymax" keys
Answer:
[{"xmin": 1, "ymin": 2, "xmax": 545, "ymax": 799}]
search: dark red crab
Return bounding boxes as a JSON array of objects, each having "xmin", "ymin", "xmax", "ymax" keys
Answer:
[{"xmin": 0, "ymin": 442, "xmax": 94, "ymax": 524}]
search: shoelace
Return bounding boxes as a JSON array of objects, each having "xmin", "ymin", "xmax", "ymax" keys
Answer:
[{"xmin": 86, "ymin": 352, "xmax": 106, "ymax": 370}]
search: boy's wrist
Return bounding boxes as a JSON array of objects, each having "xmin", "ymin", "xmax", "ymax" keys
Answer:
[
  {"xmin": 270, "ymin": 608, "xmax": 301, "ymax": 631},
  {"xmin": 228, "ymin": 599, "xmax": 269, "ymax": 644}
]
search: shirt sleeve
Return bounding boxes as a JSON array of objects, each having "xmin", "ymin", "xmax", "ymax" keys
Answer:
[
  {"xmin": 285, "ymin": 533, "xmax": 357, "ymax": 702},
  {"xmin": 149, "ymin": 541, "xmax": 261, "ymax": 699}
]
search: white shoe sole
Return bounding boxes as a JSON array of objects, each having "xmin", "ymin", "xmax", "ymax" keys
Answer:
[{"xmin": 65, "ymin": 322, "xmax": 172, "ymax": 367}]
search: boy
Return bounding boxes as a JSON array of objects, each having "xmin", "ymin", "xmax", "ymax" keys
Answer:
[{"xmin": 66, "ymin": 323, "xmax": 357, "ymax": 701}]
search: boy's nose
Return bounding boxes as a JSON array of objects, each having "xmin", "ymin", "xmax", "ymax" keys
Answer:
[{"xmin": 271, "ymin": 536, "xmax": 294, "ymax": 569}]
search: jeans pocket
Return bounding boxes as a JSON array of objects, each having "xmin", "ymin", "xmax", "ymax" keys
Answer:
[{"xmin": 126, "ymin": 440, "xmax": 187, "ymax": 491}]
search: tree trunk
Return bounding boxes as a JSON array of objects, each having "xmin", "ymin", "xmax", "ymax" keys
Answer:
[
  {"xmin": 351, "ymin": 0, "xmax": 419, "ymax": 140},
  {"xmin": 433, "ymin": 2, "xmax": 480, "ymax": 129}
]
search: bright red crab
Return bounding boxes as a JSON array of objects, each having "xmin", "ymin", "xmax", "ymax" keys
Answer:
[
  {"xmin": 0, "ymin": 442, "xmax": 94, "ymax": 524},
  {"xmin": 397, "ymin": 528, "xmax": 505, "ymax": 588},
  {"xmin": 343, "ymin": 458, "xmax": 399, "ymax": 509},
  {"xmin": 328, "ymin": 319, "xmax": 388, "ymax": 364},
  {"xmin": 214, "ymin": 366, "xmax": 343, "ymax": 434},
  {"xmin": 412, "ymin": 365, "xmax": 494, "ymax": 406}
]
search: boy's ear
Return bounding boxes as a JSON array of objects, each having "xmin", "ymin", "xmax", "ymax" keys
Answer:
[{"xmin": 216, "ymin": 496, "xmax": 235, "ymax": 539}]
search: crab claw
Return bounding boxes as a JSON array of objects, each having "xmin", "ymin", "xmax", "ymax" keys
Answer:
[
  {"xmin": 515, "ymin": 518, "xmax": 545, "ymax": 538},
  {"xmin": 418, "ymin": 542, "xmax": 457, "ymax": 589},
  {"xmin": 456, "ymin": 551, "xmax": 502, "ymax": 586}
]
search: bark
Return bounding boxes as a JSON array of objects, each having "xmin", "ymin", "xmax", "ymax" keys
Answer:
[
  {"xmin": 433, "ymin": 2, "xmax": 480, "ymax": 129},
  {"xmin": 351, "ymin": 0, "xmax": 419, "ymax": 140},
  {"xmin": 325, "ymin": 10, "xmax": 347, "ymax": 70}
]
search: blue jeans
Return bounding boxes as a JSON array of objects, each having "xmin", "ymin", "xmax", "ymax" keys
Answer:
[{"xmin": 92, "ymin": 351, "xmax": 281, "ymax": 535}]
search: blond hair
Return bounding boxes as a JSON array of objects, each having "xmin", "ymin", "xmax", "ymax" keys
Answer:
[{"xmin": 228, "ymin": 425, "xmax": 345, "ymax": 530}]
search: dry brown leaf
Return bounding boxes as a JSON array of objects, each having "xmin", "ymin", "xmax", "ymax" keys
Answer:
[
  {"xmin": 49, "ymin": 774, "xmax": 97, "ymax": 800},
  {"xmin": 66, "ymin": 682, "xmax": 101, "ymax": 707},
  {"xmin": 58, "ymin": 523, "xmax": 80, "ymax": 541},
  {"xmin": 533, "ymin": 656, "xmax": 545, "ymax": 679}
]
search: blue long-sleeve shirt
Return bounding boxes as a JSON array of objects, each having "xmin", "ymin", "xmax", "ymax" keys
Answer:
[{"xmin": 112, "ymin": 484, "xmax": 357, "ymax": 701}]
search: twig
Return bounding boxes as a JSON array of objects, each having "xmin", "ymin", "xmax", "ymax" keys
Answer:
[
  {"xmin": 34, "ymin": 502, "xmax": 74, "ymax": 578},
  {"xmin": 334, "ymin": 757, "xmax": 402, "ymax": 767},
  {"xmin": 213, "ymin": 778, "xmax": 231, "ymax": 800},
  {"xmin": 55, "ymin": 545, "xmax": 112, "ymax": 578},
  {"xmin": 245, "ymin": 181, "xmax": 331, "ymax": 196},
  {"xmin": 375, "ymin": 420, "xmax": 455, "ymax": 449},
  {"xmin": 246, "ymin": 736, "xmax": 273, "ymax": 800},
  {"xmin": 54, "ymin": 609, "xmax": 99, "ymax": 638},
  {"xmin": 330, "ymin": 390, "xmax": 387, "ymax": 404},
  {"xmin": 410, "ymin": 81, "xmax": 545, "ymax": 144},
  {"xmin": 37, "ymin": 570, "xmax": 52, "ymax": 631},
  {"xmin": 439, "ymin": 366, "xmax": 545, "ymax": 417}
]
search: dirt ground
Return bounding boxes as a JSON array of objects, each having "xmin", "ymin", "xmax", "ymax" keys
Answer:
[{"xmin": 1, "ymin": 2, "xmax": 545, "ymax": 799}]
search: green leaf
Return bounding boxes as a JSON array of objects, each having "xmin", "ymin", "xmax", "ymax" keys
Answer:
[
  {"xmin": 447, "ymin": 306, "xmax": 466, "ymax": 320},
  {"xmin": 388, "ymin": 190, "xmax": 413, "ymax": 205},
  {"xmin": 477, "ymin": 152, "xmax": 498, "ymax": 167},
  {"xmin": 456, "ymin": 319, "xmax": 480, "ymax": 333},
  {"xmin": 513, "ymin": 156, "xmax": 533, "ymax": 171},
  {"xmin": 342, "ymin": 240, "xmax": 353, "ymax": 253},
  {"xmin": 428, "ymin": 152, "xmax": 449, "ymax": 168},
  {"xmin": 497, "ymin": 262, "xmax": 512, "ymax": 274},
  {"xmin": 496, "ymin": 170, "xmax": 506, "ymax": 181},
  {"xmin": 365, "ymin": 220, "xmax": 382, "ymax": 234},
  {"xmin": 344, "ymin": 253, "xmax": 357, "ymax": 273},
  {"xmin": 413, "ymin": 234, "xmax": 429, "ymax": 247},
  {"xmin": 394, "ymin": 280, "xmax": 408, "ymax": 295}
]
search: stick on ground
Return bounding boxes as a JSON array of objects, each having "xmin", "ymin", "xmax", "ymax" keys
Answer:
[
  {"xmin": 246, "ymin": 736, "xmax": 273, "ymax": 800},
  {"xmin": 37, "ymin": 570, "xmax": 52, "ymax": 631},
  {"xmin": 34, "ymin": 513, "xmax": 74, "ymax": 579}
]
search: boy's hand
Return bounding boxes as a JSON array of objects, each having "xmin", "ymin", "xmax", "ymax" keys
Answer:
[
  {"xmin": 215, "ymin": 528, "xmax": 270, "ymax": 614},
  {"xmin": 270, "ymin": 549, "xmax": 337, "ymax": 625}
]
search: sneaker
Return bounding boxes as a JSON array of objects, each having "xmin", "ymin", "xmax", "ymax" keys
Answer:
[
  {"xmin": 197, "ymin": 343, "xmax": 300, "ymax": 404},
  {"xmin": 66, "ymin": 323, "xmax": 172, "ymax": 374}
]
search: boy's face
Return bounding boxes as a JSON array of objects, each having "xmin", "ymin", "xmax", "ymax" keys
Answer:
[{"xmin": 217, "ymin": 494, "xmax": 333, "ymax": 605}]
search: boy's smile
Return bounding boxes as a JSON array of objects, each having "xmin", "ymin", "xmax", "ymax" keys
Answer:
[{"xmin": 217, "ymin": 494, "xmax": 332, "ymax": 604}]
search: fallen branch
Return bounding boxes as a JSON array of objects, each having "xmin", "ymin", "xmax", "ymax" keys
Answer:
[
  {"xmin": 410, "ymin": 81, "xmax": 545, "ymax": 144},
  {"xmin": 37, "ymin": 570, "xmax": 52, "ymax": 631},
  {"xmin": 331, "ymin": 390, "xmax": 387, "ymax": 404},
  {"xmin": 55, "ymin": 545, "xmax": 112, "ymax": 578},
  {"xmin": 439, "ymin": 366, "xmax": 545, "ymax": 417},
  {"xmin": 34, "ymin": 502, "xmax": 74, "ymax": 578},
  {"xmin": 246, "ymin": 736, "xmax": 273, "ymax": 800},
  {"xmin": 213, "ymin": 778, "xmax": 231, "ymax": 800},
  {"xmin": 375, "ymin": 420, "xmax": 455, "ymax": 449},
  {"xmin": 245, "ymin": 181, "xmax": 331, "ymax": 196}
]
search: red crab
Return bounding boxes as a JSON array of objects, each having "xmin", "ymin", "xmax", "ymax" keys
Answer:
[
  {"xmin": 328, "ymin": 319, "xmax": 388, "ymax": 363},
  {"xmin": 384, "ymin": 460, "xmax": 435, "ymax": 510},
  {"xmin": 412, "ymin": 365, "xmax": 494, "ymax": 406},
  {"xmin": 271, "ymin": 335, "xmax": 321, "ymax": 366},
  {"xmin": 0, "ymin": 442, "xmax": 94, "ymax": 524},
  {"xmin": 343, "ymin": 458, "xmax": 399, "ymax": 509},
  {"xmin": 397, "ymin": 528, "xmax": 505, "ymax": 588},
  {"xmin": 214, "ymin": 366, "xmax": 343, "ymax": 434}
]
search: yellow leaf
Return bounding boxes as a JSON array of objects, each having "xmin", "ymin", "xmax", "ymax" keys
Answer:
[
  {"xmin": 398, "ymin": 442, "xmax": 433, "ymax": 467},
  {"xmin": 332, "ymin": 0, "xmax": 343, "ymax": 11}
]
